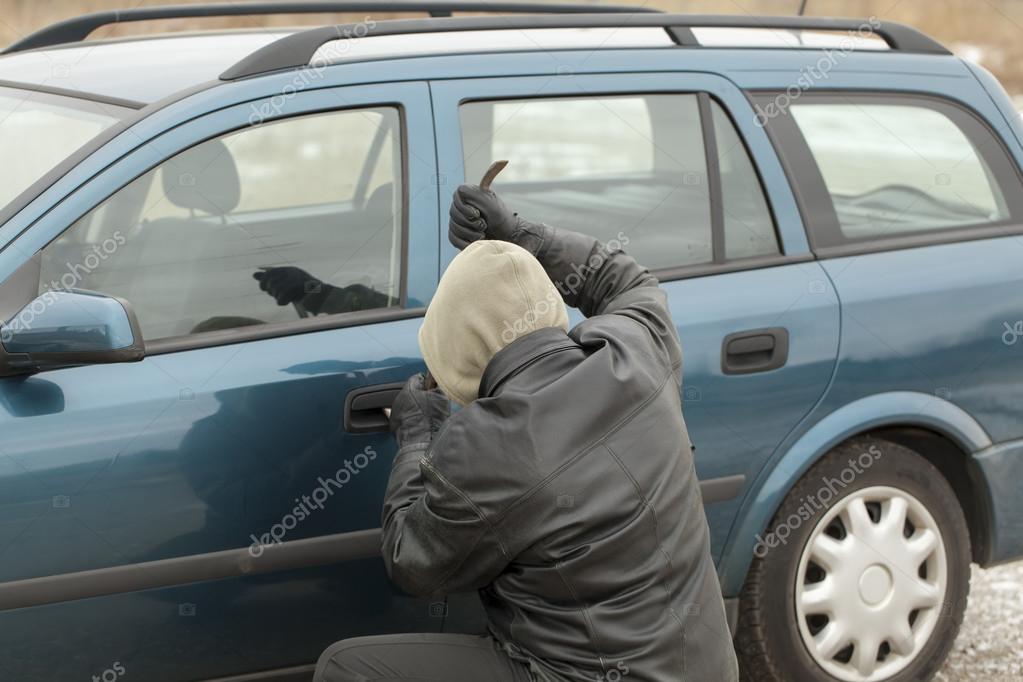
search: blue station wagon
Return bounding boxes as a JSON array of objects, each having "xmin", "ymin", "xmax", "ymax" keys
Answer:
[{"xmin": 0, "ymin": 3, "xmax": 1021, "ymax": 681}]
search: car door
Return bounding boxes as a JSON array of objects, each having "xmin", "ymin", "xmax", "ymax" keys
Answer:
[
  {"xmin": 0, "ymin": 81, "xmax": 440, "ymax": 681},
  {"xmin": 430, "ymin": 71, "xmax": 840, "ymax": 627}
]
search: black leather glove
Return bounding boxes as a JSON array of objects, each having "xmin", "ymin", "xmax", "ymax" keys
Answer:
[
  {"xmin": 390, "ymin": 373, "xmax": 450, "ymax": 446},
  {"xmin": 253, "ymin": 267, "xmax": 322, "ymax": 306},
  {"xmin": 448, "ymin": 184, "xmax": 522, "ymax": 249}
]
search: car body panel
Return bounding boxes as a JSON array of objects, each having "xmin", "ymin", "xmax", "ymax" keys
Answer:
[{"xmin": 719, "ymin": 389, "xmax": 993, "ymax": 595}]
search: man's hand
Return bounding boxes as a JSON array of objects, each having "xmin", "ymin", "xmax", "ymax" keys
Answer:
[
  {"xmin": 390, "ymin": 373, "xmax": 450, "ymax": 445},
  {"xmin": 253, "ymin": 266, "xmax": 321, "ymax": 306},
  {"xmin": 448, "ymin": 184, "xmax": 520, "ymax": 249}
]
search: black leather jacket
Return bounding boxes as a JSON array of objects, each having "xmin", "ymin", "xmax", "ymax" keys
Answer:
[{"xmin": 382, "ymin": 224, "xmax": 739, "ymax": 682}]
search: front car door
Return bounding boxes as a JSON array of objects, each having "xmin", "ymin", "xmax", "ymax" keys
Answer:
[
  {"xmin": 0, "ymin": 81, "xmax": 439, "ymax": 681},
  {"xmin": 430, "ymin": 71, "xmax": 840, "ymax": 627}
]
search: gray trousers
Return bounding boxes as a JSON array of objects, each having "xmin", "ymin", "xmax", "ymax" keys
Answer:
[{"xmin": 314, "ymin": 633, "xmax": 534, "ymax": 682}]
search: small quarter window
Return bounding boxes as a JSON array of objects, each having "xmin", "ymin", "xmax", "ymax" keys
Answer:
[{"xmin": 711, "ymin": 101, "xmax": 779, "ymax": 260}]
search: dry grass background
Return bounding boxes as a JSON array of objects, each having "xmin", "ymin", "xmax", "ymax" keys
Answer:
[{"xmin": 0, "ymin": 0, "xmax": 1020, "ymax": 98}]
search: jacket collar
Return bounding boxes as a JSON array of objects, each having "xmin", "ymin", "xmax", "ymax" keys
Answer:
[{"xmin": 478, "ymin": 326, "xmax": 578, "ymax": 400}]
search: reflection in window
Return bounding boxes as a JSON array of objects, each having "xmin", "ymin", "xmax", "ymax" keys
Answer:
[{"xmin": 40, "ymin": 107, "xmax": 403, "ymax": 340}]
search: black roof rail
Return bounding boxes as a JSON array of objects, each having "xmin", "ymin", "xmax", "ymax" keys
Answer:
[
  {"xmin": 2, "ymin": 2, "xmax": 660, "ymax": 54},
  {"xmin": 220, "ymin": 13, "xmax": 950, "ymax": 80}
]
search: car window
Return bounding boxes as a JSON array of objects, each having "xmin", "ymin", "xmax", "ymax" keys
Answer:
[
  {"xmin": 712, "ymin": 100, "xmax": 779, "ymax": 260},
  {"xmin": 38, "ymin": 107, "xmax": 403, "ymax": 341},
  {"xmin": 460, "ymin": 94, "xmax": 777, "ymax": 271},
  {"xmin": 790, "ymin": 101, "xmax": 1012, "ymax": 240},
  {"xmin": 0, "ymin": 86, "xmax": 130, "ymax": 211}
]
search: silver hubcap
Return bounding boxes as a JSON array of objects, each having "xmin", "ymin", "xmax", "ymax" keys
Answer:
[{"xmin": 795, "ymin": 486, "xmax": 947, "ymax": 681}]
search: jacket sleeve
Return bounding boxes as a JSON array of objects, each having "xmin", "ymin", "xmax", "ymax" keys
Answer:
[
  {"xmin": 512, "ymin": 223, "xmax": 682, "ymax": 374},
  {"xmin": 381, "ymin": 435, "xmax": 511, "ymax": 596}
]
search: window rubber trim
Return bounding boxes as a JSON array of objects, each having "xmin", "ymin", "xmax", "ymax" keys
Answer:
[
  {"xmin": 752, "ymin": 89, "xmax": 1023, "ymax": 255},
  {"xmin": 0, "ymin": 78, "xmax": 145, "ymax": 110},
  {"xmin": 146, "ymin": 306, "xmax": 425, "ymax": 356},
  {"xmin": 697, "ymin": 92, "xmax": 726, "ymax": 264}
]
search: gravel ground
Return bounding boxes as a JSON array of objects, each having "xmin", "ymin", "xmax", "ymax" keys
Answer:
[{"xmin": 936, "ymin": 561, "xmax": 1023, "ymax": 681}]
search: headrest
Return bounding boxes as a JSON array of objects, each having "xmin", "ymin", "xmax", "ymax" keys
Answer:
[{"xmin": 162, "ymin": 139, "xmax": 240, "ymax": 215}]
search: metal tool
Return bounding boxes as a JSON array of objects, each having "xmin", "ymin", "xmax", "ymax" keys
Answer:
[{"xmin": 480, "ymin": 159, "xmax": 508, "ymax": 192}]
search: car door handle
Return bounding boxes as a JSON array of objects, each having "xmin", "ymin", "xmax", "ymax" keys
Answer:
[
  {"xmin": 343, "ymin": 382, "xmax": 405, "ymax": 433},
  {"xmin": 721, "ymin": 327, "xmax": 789, "ymax": 375}
]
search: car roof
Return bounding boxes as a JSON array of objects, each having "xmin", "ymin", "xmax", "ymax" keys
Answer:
[
  {"xmin": 0, "ymin": 12, "xmax": 948, "ymax": 107},
  {"xmin": 0, "ymin": 31, "xmax": 296, "ymax": 105}
]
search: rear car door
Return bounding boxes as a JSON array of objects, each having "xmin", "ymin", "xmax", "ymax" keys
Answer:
[
  {"xmin": 430, "ymin": 71, "xmax": 840, "ymax": 620},
  {"xmin": 0, "ymin": 82, "xmax": 440, "ymax": 681}
]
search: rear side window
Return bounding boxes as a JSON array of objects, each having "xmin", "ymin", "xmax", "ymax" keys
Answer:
[
  {"xmin": 775, "ymin": 95, "xmax": 1023, "ymax": 247},
  {"xmin": 459, "ymin": 94, "xmax": 778, "ymax": 272}
]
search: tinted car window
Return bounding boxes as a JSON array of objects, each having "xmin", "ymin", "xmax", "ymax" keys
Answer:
[
  {"xmin": 39, "ymin": 107, "xmax": 402, "ymax": 341},
  {"xmin": 790, "ymin": 100, "xmax": 1013, "ymax": 240},
  {"xmin": 460, "ymin": 94, "xmax": 777, "ymax": 271}
]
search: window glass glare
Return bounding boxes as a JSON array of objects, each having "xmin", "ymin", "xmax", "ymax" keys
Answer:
[
  {"xmin": 460, "ymin": 94, "xmax": 778, "ymax": 270},
  {"xmin": 461, "ymin": 95, "xmax": 712, "ymax": 269},
  {"xmin": 712, "ymin": 101, "xmax": 779, "ymax": 259},
  {"xmin": 791, "ymin": 103, "xmax": 1008, "ymax": 239},
  {"xmin": 0, "ymin": 87, "xmax": 127, "ymax": 210},
  {"xmin": 40, "ymin": 107, "xmax": 403, "ymax": 341}
]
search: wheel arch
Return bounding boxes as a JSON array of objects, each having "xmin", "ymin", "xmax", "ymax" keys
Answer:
[{"xmin": 719, "ymin": 391, "xmax": 993, "ymax": 597}]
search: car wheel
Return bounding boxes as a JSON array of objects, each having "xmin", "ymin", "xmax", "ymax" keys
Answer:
[{"xmin": 734, "ymin": 436, "xmax": 971, "ymax": 682}]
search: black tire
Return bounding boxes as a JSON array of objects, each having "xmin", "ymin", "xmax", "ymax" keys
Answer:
[{"xmin": 735, "ymin": 436, "xmax": 971, "ymax": 682}]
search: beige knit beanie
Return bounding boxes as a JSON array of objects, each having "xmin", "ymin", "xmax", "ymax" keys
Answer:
[{"xmin": 418, "ymin": 240, "xmax": 570, "ymax": 406}]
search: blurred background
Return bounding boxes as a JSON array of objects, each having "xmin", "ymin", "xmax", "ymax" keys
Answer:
[{"xmin": 0, "ymin": 0, "xmax": 1021, "ymax": 105}]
